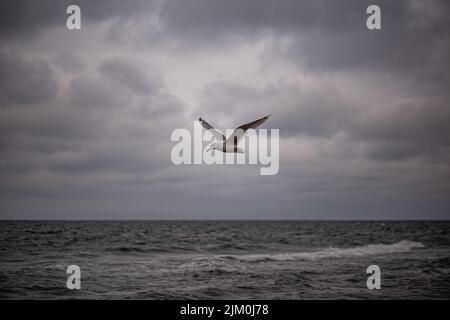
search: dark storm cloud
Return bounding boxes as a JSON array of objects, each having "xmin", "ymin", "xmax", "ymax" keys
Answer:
[
  {"xmin": 160, "ymin": 0, "xmax": 450, "ymax": 74},
  {"xmin": 0, "ymin": 51, "xmax": 57, "ymax": 106},
  {"xmin": 161, "ymin": 0, "xmax": 344, "ymax": 39},
  {"xmin": 99, "ymin": 58, "xmax": 161, "ymax": 95},
  {"xmin": 54, "ymin": 53, "xmax": 85, "ymax": 73},
  {"xmin": 0, "ymin": 105, "xmax": 100, "ymax": 142},
  {"xmin": 70, "ymin": 76, "xmax": 132, "ymax": 109},
  {"xmin": 350, "ymin": 97, "xmax": 450, "ymax": 161},
  {"xmin": 172, "ymin": 0, "xmax": 449, "ymax": 169},
  {"xmin": 197, "ymin": 79, "xmax": 450, "ymax": 164},
  {"xmin": 351, "ymin": 98, "xmax": 450, "ymax": 145},
  {"xmin": 0, "ymin": 0, "xmax": 449, "ymax": 219},
  {"xmin": 0, "ymin": 49, "xmax": 185, "ymax": 206},
  {"xmin": 196, "ymin": 81, "xmax": 353, "ymax": 138},
  {"xmin": 0, "ymin": 0, "xmax": 158, "ymax": 39}
]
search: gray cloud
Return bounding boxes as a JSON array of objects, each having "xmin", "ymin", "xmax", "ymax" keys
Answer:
[
  {"xmin": 0, "ymin": 51, "xmax": 57, "ymax": 106},
  {"xmin": 160, "ymin": 0, "xmax": 450, "ymax": 79},
  {"xmin": 54, "ymin": 53, "xmax": 86, "ymax": 73},
  {"xmin": 70, "ymin": 75, "xmax": 131, "ymax": 109},
  {"xmin": 197, "ymin": 81, "xmax": 353, "ymax": 137},
  {"xmin": 0, "ymin": 0, "xmax": 449, "ymax": 219},
  {"xmin": 0, "ymin": 51, "xmax": 185, "ymax": 209},
  {"xmin": 196, "ymin": 79, "xmax": 449, "ymax": 164},
  {"xmin": 99, "ymin": 58, "xmax": 161, "ymax": 95},
  {"xmin": 0, "ymin": 0, "xmax": 158, "ymax": 39}
]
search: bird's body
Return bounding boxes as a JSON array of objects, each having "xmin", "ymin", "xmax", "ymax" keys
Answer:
[
  {"xmin": 199, "ymin": 114, "xmax": 271, "ymax": 153},
  {"xmin": 210, "ymin": 141, "xmax": 245, "ymax": 153}
]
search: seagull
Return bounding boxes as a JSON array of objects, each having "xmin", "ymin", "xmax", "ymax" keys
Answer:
[{"xmin": 199, "ymin": 114, "xmax": 271, "ymax": 153}]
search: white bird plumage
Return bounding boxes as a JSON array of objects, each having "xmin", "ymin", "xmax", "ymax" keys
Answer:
[{"xmin": 198, "ymin": 114, "xmax": 271, "ymax": 153}]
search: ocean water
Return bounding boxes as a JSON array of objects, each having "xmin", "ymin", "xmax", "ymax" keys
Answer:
[{"xmin": 0, "ymin": 221, "xmax": 449, "ymax": 299}]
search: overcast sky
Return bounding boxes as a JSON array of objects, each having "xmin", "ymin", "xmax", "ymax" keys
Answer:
[{"xmin": 0, "ymin": 0, "xmax": 449, "ymax": 219}]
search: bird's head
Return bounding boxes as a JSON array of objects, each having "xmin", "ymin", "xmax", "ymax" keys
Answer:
[{"xmin": 206, "ymin": 142, "xmax": 219, "ymax": 152}]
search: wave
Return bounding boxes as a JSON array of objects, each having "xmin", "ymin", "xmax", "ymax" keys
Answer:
[
  {"xmin": 105, "ymin": 246, "xmax": 194, "ymax": 254},
  {"xmin": 106, "ymin": 246, "xmax": 151, "ymax": 253},
  {"xmin": 219, "ymin": 240, "xmax": 425, "ymax": 262}
]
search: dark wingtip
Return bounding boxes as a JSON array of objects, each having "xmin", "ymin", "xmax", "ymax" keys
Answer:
[{"xmin": 199, "ymin": 117, "xmax": 202, "ymax": 121}]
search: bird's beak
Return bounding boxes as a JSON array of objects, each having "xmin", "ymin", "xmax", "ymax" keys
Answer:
[{"xmin": 206, "ymin": 146, "xmax": 212, "ymax": 152}]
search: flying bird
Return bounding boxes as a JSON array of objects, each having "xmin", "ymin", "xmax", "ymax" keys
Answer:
[{"xmin": 199, "ymin": 114, "xmax": 271, "ymax": 153}]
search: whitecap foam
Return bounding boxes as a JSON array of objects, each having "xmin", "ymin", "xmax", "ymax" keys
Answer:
[{"xmin": 219, "ymin": 240, "xmax": 425, "ymax": 262}]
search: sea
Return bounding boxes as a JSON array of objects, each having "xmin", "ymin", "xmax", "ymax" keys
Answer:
[{"xmin": 0, "ymin": 221, "xmax": 449, "ymax": 299}]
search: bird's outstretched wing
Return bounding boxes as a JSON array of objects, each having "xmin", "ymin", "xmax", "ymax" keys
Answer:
[
  {"xmin": 199, "ymin": 117, "xmax": 226, "ymax": 141},
  {"xmin": 226, "ymin": 114, "xmax": 271, "ymax": 145}
]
